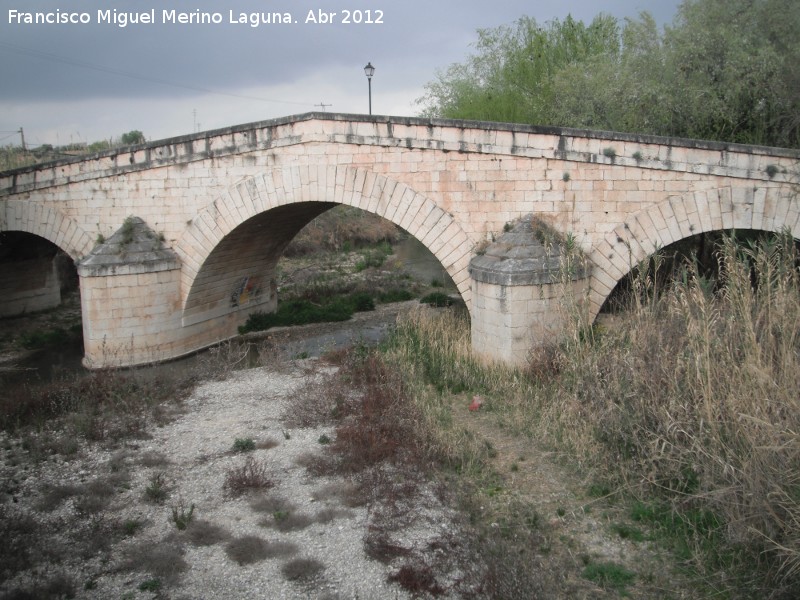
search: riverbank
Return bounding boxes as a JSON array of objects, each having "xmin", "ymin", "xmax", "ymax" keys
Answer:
[
  {"xmin": 0, "ymin": 307, "xmax": 683, "ymax": 599},
  {"xmin": 0, "ymin": 353, "xmax": 444, "ymax": 598}
]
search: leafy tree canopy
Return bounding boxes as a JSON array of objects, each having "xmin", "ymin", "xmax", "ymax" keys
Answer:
[
  {"xmin": 120, "ymin": 130, "xmax": 146, "ymax": 145},
  {"xmin": 418, "ymin": 0, "xmax": 800, "ymax": 148}
]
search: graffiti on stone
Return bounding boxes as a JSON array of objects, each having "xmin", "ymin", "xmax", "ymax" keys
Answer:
[{"xmin": 230, "ymin": 275, "xmax": 262, "ymax": 308}]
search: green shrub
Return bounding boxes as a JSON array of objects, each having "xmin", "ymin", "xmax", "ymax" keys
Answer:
[
  {"xmin": 377, "ymin": 288, "xmax": 415, "ymax": 303},
  {"xmin": 171, "ymin": 502, "xmax": 195, "ymax": 530},
  {"xmin": 419, "ymin": 292, "xmax": 453, "ymax": 307},
  {"xmin": 232, "ymin": 438, "xmax": 256, "ymax": 453},
  {"xmin": 239, "ymin": 292, "xmax": 375, "ymax": 334}
]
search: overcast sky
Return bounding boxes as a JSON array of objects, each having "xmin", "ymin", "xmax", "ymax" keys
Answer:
[{"xmin": 0, "ymin": 1, "xmax": 683, "ymax": 148}]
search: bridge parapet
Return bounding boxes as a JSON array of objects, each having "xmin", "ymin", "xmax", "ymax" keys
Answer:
[{"xmin": 2, "ymin": 113, "xmax": 797, "ymax": 198}]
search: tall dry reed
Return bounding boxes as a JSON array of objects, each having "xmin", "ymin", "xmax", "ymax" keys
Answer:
[
  {"xmin": 545, "ymin": 232, "xmax": 800, "ymax": 595},
  {"xmin": 386, "ymin": 232, "xmax": 800, "ymax": 596}
]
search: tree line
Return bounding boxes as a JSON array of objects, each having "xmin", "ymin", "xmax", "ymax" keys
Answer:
[{"xmin": 418, "ymin": 0, "xmax": 799, "ymax": 148}]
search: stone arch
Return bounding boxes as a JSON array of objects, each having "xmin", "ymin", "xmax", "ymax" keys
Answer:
[
  {"xmin": 587, "ymin": 184, "xmax": 800, "ymax": 318},
  {"xmin": 0, "ymin": 199, "xmax": 94, "ymax": 259},
  {"xmin": 176, "ymin": 165, "xmax": 474, "ymax": 312}
]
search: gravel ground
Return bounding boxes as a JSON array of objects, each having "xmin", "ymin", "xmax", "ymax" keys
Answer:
[{"xmin": 1, "ymin": 356, "xmax": 467, "ymax": 599}]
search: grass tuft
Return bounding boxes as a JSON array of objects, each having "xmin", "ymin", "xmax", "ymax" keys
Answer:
[
  {"xmin": 281, "ymin": 557, "xmax": 326, "ymax": 581},
  {"xmin": 224, "ymin": 457, "xmax": 273, "ymax": 497}
]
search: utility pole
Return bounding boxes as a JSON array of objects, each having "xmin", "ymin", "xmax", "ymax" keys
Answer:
[
  {"xmin": 315, "ymin": 102, "xmax": 331, "ymax": 112},
  {"xmin": 19, "ymin": 127, "xmax": 26, "ymax": 151}
]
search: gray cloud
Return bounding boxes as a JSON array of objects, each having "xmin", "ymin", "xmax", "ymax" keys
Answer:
[{"xmin": 0, "ymin": 0, "xmax": 682, "ymax": 144}]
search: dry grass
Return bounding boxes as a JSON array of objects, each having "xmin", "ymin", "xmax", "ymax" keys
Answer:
[
  {"xmin": 118, "ymin": 539, "xmax": 188, "ymax": 584},
  {"xmin": 180, "ymin": 519, "xmax": 232, "ymax": 547},
  {"xmin": 0, "ymin": 368, "xmax": 189, "ymax": 446},
  {"xmin": 281, "ymin": 557, "xmax": 326, "ymax": 581},
  {"xmin": 384, "ymin": 232, "xmax": 800, "ymax": 597},
  {"xmin": 224, "ymin": 535, "xmax": 298, "ymax": 565},
  {"xmin": 224, "ymin": 456, "xmax": 273, "ymax": 497},
  {"xmin": 283, "ymin": 205, "xmax": 401, "ymax": 256}
]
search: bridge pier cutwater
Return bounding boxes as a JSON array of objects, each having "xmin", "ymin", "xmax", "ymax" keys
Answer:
[{"xmin": 1, "ymin": 113, "xmax": 798, "ymax": 368}]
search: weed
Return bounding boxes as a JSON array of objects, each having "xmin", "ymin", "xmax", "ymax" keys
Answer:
[
  {"xmin": 318, "ymin": 433, "xmax": 331, "ymax": 445},
  {"xmin": 377, "ymin": 288, "xmax": 415, "ymax": 303},
  {"xmin": 256, "ymin": 437, "xmax": 280, "ymax": 450},
  {"xmin": 171, "ymin": 502, "xmax": 195, "ymax": 530},
  {"xmin": 267, "ymin": 510, "xmax": 315, "ymax": 532},
  {"xmin": 311, "ymin": 481, "xmax": 364, "ymax": 508},
  {"xmin": 238, "ymin": 290, "xmax": 375, "ymax": 334},
  {"xmin": 138, "ymin": 450, "xmax": 171, "ymax": 468},
  {"xmin": 182, "ymin": 519, "xmax": 231, "ymax": 547},
  {"xmin": 282, "ymin": 557, "xmax": 326, "ymax": 581},
  {"xmin": 119, "ymin": 539, "xmax": 187, "ymax": 584},
  {"xmin": 74, "ymin": 478, "xmax": 117, "ymax": 515},
  {"xmin": 582, "ymin": 561, "xmax": 636, "ymax": 592},
  {"xmin": 232, "ymin": 437, "xmax": 256, "ymax": 452},
  {"xmin": 225, "ymin": 535, "xmax": 298, "ymax": 565},
  {"xmin": 419, "ymin": 292, "xmax": 453, "ymax": 307},
  {"xmin": 562, "ymin": 172, "xmax": 571, "ymax": 181},
  {"xmin": 224, "ymin": 456, "xmax": 272, "ymax": 496},
  {"xmin": 314, "ymin": 507, "xmax": 355, "ymax": 524},
  {"xmin": 766, "ymin": 164, "xmax": 779, "ymax": 178},
  {"xmin": 18, "ymin": 326, "xmax": 75, "ymax": 350},
  {"xmin": 388, "ymin": 562, "xmax": 445, "ymax": 596},
  {"xmin": 36, "ymin": 482, "xmax": 82, "ymax": 511},
  {"xmin": 122, "ymin": 518, "xmax": 144, "ymax": 536},
  {"xmin": 120, "ymin": 215, "xmax": 136, "ymax": 245},
  {"xmin": 365, "ymin": 530, "xmax": 412, "ymax": 563},
  {"xmin": 138, "ymin": 578, "xmax": 161, "ymax": 592},
  {"xmin": 632, "ymin": 150, "xmax": 643, "ymax": 162},
  {"xmin": 611, "ymin": 522, "xmax": 646, "ymax": 542},
  {"xmin": 602, "ymin": 147, "xmax": 617, "ymax": 159},
  {"xmin": 144, "ymin": 472, "xmax": 169, "ymax": 503},
  {"xmin": 249, "ymin": 493, "xmax": 296, "ymax": 515}
]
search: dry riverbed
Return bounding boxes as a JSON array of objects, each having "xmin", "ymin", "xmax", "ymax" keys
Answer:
[
  {"xmin": 0, "ymin": 352, "xmax": 457, "ymax": 599},
  {"xmin": 0, "ymin": 316, "xmax": 691, "ymax": 600}
]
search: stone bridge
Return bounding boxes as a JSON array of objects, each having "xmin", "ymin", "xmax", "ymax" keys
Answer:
[{"xmin": 1, "ymin": 113, "xmax": 798, "ymax": 367}]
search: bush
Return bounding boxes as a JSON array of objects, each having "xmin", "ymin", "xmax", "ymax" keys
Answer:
[
  {"xmin": 419, "ymin": 292, "xmax": 453, "ymax": 307},
  {"xmin": 232, "ymin": 437, "xmax": 256, "ymax": 452},
  {"xmin": 224, "ymin": 457, "xmax": 272, "ymax": 496},
  {"xmin": 238, "ymin": 291, "xmax": 375, "ymax": 334}
]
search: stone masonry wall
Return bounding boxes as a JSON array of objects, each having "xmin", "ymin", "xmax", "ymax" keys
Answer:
[{"xmin": 1, "ymin": 114, "xmax": 798, "ymax": 366}]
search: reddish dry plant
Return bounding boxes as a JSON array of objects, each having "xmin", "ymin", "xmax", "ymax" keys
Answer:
[
  {"xmin": 223, "ymin": 457, "xmax": 273, "ymax": 497},
  {"xmin": 328, "ymin": 354, "xmax": 419, "ymax": 474},
  {"xmin": 388, "ymin": 563, "xmax": 446, "ymax": 596}
]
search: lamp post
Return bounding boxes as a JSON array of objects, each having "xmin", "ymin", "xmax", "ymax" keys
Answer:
[{"xmin": 364, "ymin": 62, "xmax": 375, "ymax": 115}]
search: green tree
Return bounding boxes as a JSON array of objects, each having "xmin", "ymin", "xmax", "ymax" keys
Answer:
[
  {"xmin": 120, "ymin": 130, "xmax": 145, "ymax": 145},
  {"xmin": 662, "ymin": 0, "xmax": 800, "ymax": 146},
  {"xmin": 417, "ymin": 14, "xmax": 621, "ymax": 125},
  {"xmin": 419, "ymin": 0, "xmax": 800, "ymax": 148}
]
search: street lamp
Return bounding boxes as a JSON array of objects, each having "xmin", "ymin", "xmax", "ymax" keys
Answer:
[{"xmin": 364, "ymin": 62, "xmax": 375, "ymax": 115}]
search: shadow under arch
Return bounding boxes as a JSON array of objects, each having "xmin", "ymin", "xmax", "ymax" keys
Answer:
[
  {"xmin": 587, "ymin": 184, "xmax": 800, "ymax": 321},
  {"xmin": 0, "ymin": 199, "xmax": 94, "ymax": 259},
  {"xmin": 177, "ymin": 165, "xmax": 474, "ymax": 324}
]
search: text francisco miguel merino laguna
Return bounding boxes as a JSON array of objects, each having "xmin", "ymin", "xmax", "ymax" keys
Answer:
[{"xmin": 8, "ymin": 8, "xmax": 386, "ymax": 27}]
